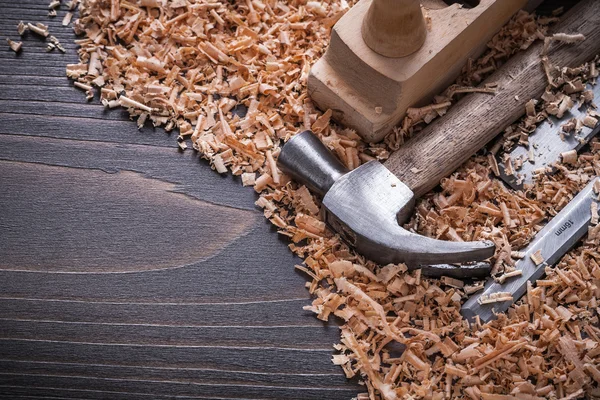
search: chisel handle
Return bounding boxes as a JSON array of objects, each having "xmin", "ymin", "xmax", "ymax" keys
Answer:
[{"xmin": 384, "ymin": 0, "xmax": 600, "ymax": 198}]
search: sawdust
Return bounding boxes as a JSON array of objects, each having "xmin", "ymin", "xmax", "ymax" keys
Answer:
[{"xmin": 62, "ymin": 1, "xmax": 600, "ymax": 399}]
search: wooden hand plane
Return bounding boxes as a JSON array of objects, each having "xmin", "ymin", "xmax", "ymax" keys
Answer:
[{"xmin": 308, "ymin": 0, "xmax": 528, "ymax": 142}]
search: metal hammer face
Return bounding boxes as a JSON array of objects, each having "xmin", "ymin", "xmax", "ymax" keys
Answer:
[{"xmin": 277, "ymin": 131, "xmax": 495, "ymax": 267}]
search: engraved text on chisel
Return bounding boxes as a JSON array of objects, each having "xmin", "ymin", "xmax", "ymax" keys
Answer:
[{"xmin": 555, "ymin": 219, "xmax": 574, "ymax": 237}]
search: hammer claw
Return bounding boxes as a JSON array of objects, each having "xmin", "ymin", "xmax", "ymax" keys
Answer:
[{"xmin": 343, "ymin": 220, "xmax": 496, "ymax": 267}]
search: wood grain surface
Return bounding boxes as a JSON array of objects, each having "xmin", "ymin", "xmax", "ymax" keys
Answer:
[{"xmin": 0, "ymin": 2, "xmax": 361, "ymax": 399}]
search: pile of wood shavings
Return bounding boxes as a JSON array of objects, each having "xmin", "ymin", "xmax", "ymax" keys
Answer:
[
  {"xmin": 65, "ymin": 2, "xmax": 600, "ymax": 399},
  {"xmin": 69, "ymin": 0, "xmax": 354, "ymax": 159}
]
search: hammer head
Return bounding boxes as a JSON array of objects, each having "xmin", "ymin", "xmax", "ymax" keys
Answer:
[
  {"xmin": 278, "ymin": 131, "xmax": 495, "ymax": 267},
  {"xmin": 323, "ymin": 161, "xmax": 495, "ymax": 266}
]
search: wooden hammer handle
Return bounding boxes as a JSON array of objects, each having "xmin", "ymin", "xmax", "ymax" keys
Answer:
[{"xmin": 384, "ymin": 0, "xmax": 600, "ymax": 198}]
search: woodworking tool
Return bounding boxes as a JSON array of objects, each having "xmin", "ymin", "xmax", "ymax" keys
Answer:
[
  {"xmin": 462, "ymin": 176, "xmax": 600, "ymax": 323},
  {"xmin": 278, "ymin": 129, "xmax": 496, "ymax": 269},
  {"xmin": 278, "ymin": 1, "xmax": 600, "ymax": 277},
  {"xmin": 309, "ymin": 0, "xmax": 529, "ymax": 142},
  {"xmin": 278, "ymin": 130, "xmax": 492, "ymax": 281}
]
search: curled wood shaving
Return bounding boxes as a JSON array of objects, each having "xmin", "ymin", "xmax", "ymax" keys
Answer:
[
  {"xmin": 494, "ymin": 269, "xmax": 522, "ymax": 284},
  {"xmin": 62, "ymin": 12, "xmax": 73, "ymax": 26},
  {"xmin": 49, "ymin": 36, "xmax": 66, "ymax": 53},
  {"xmin": 530, "ymin": 249, "xmax": 544, "ymax": 266},
  {"xmin": 27, "ymin": 22, "xmax": 49, "ymax": 37},
  {"xmin": 583, "ymin": 115, "xmax": 598, "ymax": 129},
  {"xmin": 17, "ymin": 21, "xmax": 28, "ymax": 36},
  {"xmin": 561, "ymin": 149, "xmax": 578, "ymax": 165},
  {"xmin": 119, "ymin": 96, "xmax": 153, "ymax": 113},
  {"xmin": 478, "ymin": 291, "xmax": 513, "ymax": 305},
  {"xmin": 542, "ymin": 33, "xmax": 586, "ymax": 56},
  {"xmin": 6, "ymin": 38, "xmax": 22, "ymax": 53}
]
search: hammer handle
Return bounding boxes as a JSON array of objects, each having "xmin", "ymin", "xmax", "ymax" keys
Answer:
[{"xmin": 384, "ymin": 0, "xmax": 600, "ymax": 198}]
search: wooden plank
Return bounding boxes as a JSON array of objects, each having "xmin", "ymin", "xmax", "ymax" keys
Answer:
[
  {"xmin": 0, "ymin": 50, "xmax": 78, "ymax": 60},
  {"xmin": 0, "ymin": 339, "xmax": 337, "ymax": 375},
  {"xmin": 0, "ymin": 85, "xmax": 90, "ymax": 102},
  {"xmin": 0, "ymin": 75, "xmax": 75, "ymax": 86},
  {"xmin": 0, "ymin": 100, "xmax": 143, "ymax": 121},
  {"xmin": 0, "ymin": 135, "xmax": 309, "ymax": 303},
  {"xmin": 0, "ymin": 113, "xmax": 179, "ymax": 148},
  {"xmin": 0, "ymin": 63, "xmax": 73, "ymax": 77},
  {"xmin": 0, "ymin": 375, "xmax": 360, "ymax": 400},
  {"xmin": 0, "ymin": 298, "xmax": 317, "ymax": 327},
  {"xmin": 0, "ymin": 319, "xmax": 338, "ymax": 349},
  {"xmin": 0, "ymin": 160, "xmax": 258, "ymax": 273},
  {"xmin": 0, "ymin": 134, "xmax": 254, "ymax": 209},
  {"xmin": 0, "ymin": 359, "xmax": 348, "ymax": 390},
  {"xmin": 0, "ymin": 384, "xmax": 356, "ymax": 400}
]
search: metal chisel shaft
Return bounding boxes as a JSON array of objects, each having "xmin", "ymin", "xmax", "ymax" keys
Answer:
[{"xmin": 462, "ymin": 177, "xmax": 599, "ymax": 323}]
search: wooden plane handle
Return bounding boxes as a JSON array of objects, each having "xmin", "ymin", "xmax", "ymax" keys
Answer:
[
  {"xmin": 384, "ymin": 0, "xmax": 600, "ymax": 198},
  {"xmin": 362, "ymin": 0, "xmax": 426, "ymax": 58}
]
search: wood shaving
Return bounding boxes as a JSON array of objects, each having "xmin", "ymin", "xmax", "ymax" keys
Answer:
[
  {"xmin": 542, "ymin": 33, "xmax": 586, "ymax": 56},
  {"xmin": 119, "ymin": 96, "xmax": 153, "ymax": 113},
  {"xmin": 62, "ymin": 12, "xmax": 73, "ymax": 26},
  {"xmin": 60, "ymin": 2, "xmax": 600, "ymax": 399},
  {"xmin": 27, "ymin": 22, "xmax": 49, "ymax": 37},
  {"xmin": 241, "ymin": 172, "xmax": 256, "ymax": 187},
  {"xmin": 478, "ymin": 291, "xmax": 513, "ymax": 305},
  {"xmin": 530, "ymin": 249, "xmax": 544, "ymax": 266},
  {"xmin": 561, "ymin": 149, "xmax": 578, "ymax": 164},
  {"xmin": 494, "ymin": 269, "xmax": 522, "ymax": 284},
  {"xmin": 6, "ymin": 38, "xmax": 22, "ymax": 53},
  {"xmin": 49, "ymin": 36, "xmax": 66, "ymax": 53},
  {"xmin": 464, "ymin": 282, "xmax": 485, "ymax": 295},
  {"xmin": 583, "ymin": 115, "xmax": 598, "ymax": 129},
  {"xmin": 17, "ymin": 21, "xmax": 28, "ymax": 36},
  {"xmin": 499, "ymin": 52, "xmax": 599, "ymax": 153},
  {"xmin": 441, "ymin": 276, "xmax": 464, "ymax": 289}
]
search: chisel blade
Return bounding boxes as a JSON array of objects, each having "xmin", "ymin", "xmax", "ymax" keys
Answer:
[
  {"xmin": 414, "ymin": 261, "xmax": 491, "ymax": 279},
  {"xmin": 498, "ymin": 83, "xmax": 600, "ymax": 190},
  {"xmin": 461, "ymin": 177, "xmax": 599, "ymax": 323}
]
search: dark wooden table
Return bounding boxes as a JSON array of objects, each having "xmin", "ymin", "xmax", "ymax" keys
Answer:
[{"xmin": 0, "ymin": 2, "xmax": 361, "ymax": 399}]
